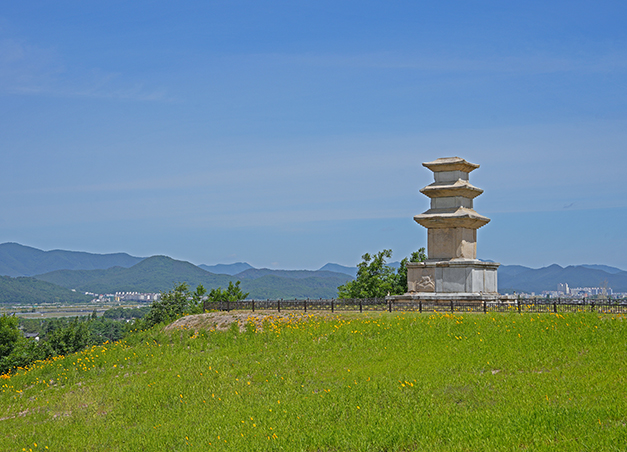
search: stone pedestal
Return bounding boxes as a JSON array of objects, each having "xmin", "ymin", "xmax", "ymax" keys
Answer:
[
  {"xmin": 399, "ymin": 157, "xmax": 503, "ymax": 301},
  {"xmin": 407, "ymin": 260, "xmax": 499, "ymax": 294}
]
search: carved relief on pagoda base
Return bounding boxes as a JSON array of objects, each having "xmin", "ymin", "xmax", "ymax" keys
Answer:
[{"xmin": 407, "ymin": 266, "xmax": 436, "ymax": 293}]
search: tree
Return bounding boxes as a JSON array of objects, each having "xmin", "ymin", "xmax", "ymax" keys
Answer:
[
  {"xmin": 0, "ymin": 314, "xmax": 49, "ymax": 374},
  {"xmin": 0, "ymin": 314, "xmax": 20, "ymax": 360},
  {"xmin": 337, "ymin": 248, "xmax": 426, "ymax": 299},
  {"xmin": 140, "ymin": 281, "xmax": 250, "ymax": 328},
  {"xmin": 47, "ymin": 319, "xmax": 91, "ymax": 356},
  {"xmin": 206, "ymin": 281, "xmax": 249, "ymax": 306},
  {"xmin": 142, "ymin": 283, "xmax": 200, "ymax": 328}
]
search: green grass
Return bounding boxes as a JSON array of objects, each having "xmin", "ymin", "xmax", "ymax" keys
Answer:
[{"xmin": 1, "ymin": 311, "xmax": 626, "ymax": 451}]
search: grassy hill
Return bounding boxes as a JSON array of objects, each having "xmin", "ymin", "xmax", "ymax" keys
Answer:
[
  {"xmin": 0, "ymin": 275, "xmax": 91, "ymax": 304},
  {"xmin": 1, "ymin": 311, "xmax": 625, "ymax": 450},
  {"xmin": 0, "ymin": 242, "xmax": 143, "ymax": 277}
]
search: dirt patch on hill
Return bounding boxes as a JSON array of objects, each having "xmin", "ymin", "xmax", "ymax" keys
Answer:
[{"xmin": 163, "ymin": 311, "xmax": 314, "ymax": 333}]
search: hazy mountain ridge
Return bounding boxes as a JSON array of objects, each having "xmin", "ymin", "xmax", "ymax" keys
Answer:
[
  {"xmin": 0, "ymin": 242, "xmax": 144, "ymax": 277},
  {"xmin": 2, "ymin": 243, "xmax": 626, "ymax": 301},
  {"xmin": 236, "ymin": 268, "xmax": 349, "ymax": 280},
  {"xmin": 318, "ymin": 263, "xmax": 358, "ymax": 278},
  {"xmin": 580, "ymin": 264, "xmax": 624, "ymax": 274},
  {"xmin": 36, "ymin": 256, "xmax": 234, "ymax": 294},
  {"xmin": 317, "ymin": 261, "xmax": 402, "ymax": 278},
  {"xmin": 239, "ymin": 274, "xmax": 351, "ymax": 299},
  {"xmin": 198, "ymin": 262, "xmax": 253, "ymax": 275},
  {"xmin": 498, "ymin": 264, "xmax": 627, "ymax": 294},
  {"xmin": 32, "ymin": 255, "xmax": 352, "ymax": 299}
]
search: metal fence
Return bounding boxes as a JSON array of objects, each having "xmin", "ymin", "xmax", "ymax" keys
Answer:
[{"xmin": 205, "ymin": 297, "xmax": 627, "ymax": 315}]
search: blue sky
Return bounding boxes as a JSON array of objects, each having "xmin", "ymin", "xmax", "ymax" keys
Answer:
[{"xmin": 1, "ymin": 1, "xmax": 626, "ymax": 270}]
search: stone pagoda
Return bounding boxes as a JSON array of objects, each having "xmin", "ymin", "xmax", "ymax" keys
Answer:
[{"xmin": 400, "ymin": 157, "xmax": 501, "ymax": 300}]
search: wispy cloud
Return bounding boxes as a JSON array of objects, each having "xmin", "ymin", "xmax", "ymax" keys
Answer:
[
  {"xmin": 232, "ymin": 49, "xmax": 627, "ymax": 76},
  {"xmin": 0, "ymin": 38, "xmax": 170, "ymax": 101}
]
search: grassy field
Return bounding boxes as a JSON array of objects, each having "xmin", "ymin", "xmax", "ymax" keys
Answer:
[{"xmin": 1, "ymin": 311, "xmax": 626, "ymax": 451}]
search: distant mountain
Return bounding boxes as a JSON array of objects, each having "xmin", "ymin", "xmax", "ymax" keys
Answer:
[
  {"xmin": 497, "ymin": 264, "xmax": 534, "ymax": 278},
  {"xmin": 35, "ymin": 256, "xmax": 233, "ymax": 294},
  {"xmin": 498, "ymin": 264, "xmax": 627, "ymax": 294},
  {"xmin": 239, "ymin": 274, "xmax": 352, "ymax": 299},
  {"xmin": 34, "ymin": 255, "xmax": 352, "ymax": 299},
  {"xmin": 318, "ymin": 260, "xmax": 402, "ymax": 278},
  {"xmin": 0, "ymin": 242, "xmax": 143, "ymax": 277},
  {"xmin": 580, "ymin": 264, "xmax": 624, "ymax": 274},
  {"xmin": 236, "ymin": 268, "xmax": 350, "ymax": 280},
  {"xmin": 0, "ymin": 275, "xmax": 91, "ymax": 304},
  {"xmin": 198, "ymin": 262, "xmax": 253, "ymax": 275},
  {"xmin": 7, "ymin": 242, "xmax": 627, "ymax": 299},
  {"xmin": 318, "ymin": 263, "xmax": 358, "ymax": 278}
]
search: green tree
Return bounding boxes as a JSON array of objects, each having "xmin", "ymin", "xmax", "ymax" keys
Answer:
[
  {"xmin": 337, "ymin": 248, "xmax": 426, "ymax": 299},
  {"xmin": 206, "ymin": 281, "xmax": 249, "ymax": 307},
  {"xmin": 0, "ymin": 314, "xmax": 20, "ymax": 360},
  {"xmin": 192, "ymin": 284, "xmax": 207, "ymax": 305},
  {"xmin": 1, "ymin": 314, "xmax": 50, "ymax": 374},
  {"xmin": 142, "ymin": 283, "xmax": 200, "ymax": 328},
  {"xmin": 47, "ymin": 318, "xmax": 91, "ymax": 356},
  {"xmin": 1, "ymin": 336, "xmax": 49, "ymax": 373}
]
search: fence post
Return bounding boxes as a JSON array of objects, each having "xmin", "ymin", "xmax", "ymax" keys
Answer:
[
  {"xmin": 226, "ymin": 299, "xmax": 230, "ymax": 312},
  {"xmin": 553, "ymin": 301, "xmax": 557, "ymax": 313},
  {"xmin": 304, "ymin": 298, "xmax": 307, "ymax": 313},
  {"xmin": 252, "ymin": 299, "xmax": 255, "ymax": 313},
  {"xmin": 419, "ymin": 300, "xmax": 422, "ymax": 313},
  {"xmin": 450, "ymin": 299, "xmax": 454, "ymax": 313},
  {"xmin": 278, "ymin": 299, "xmax": 281, "ymax": 313},
  {"xmin": 331, "ymin": 299, "xmax": 334, "ymax": 313},
  {"xmin": 203, "ymin": 300, "xmax": 206, "ymax": 313},
  {"xmin": 483, "ymin": 300, "xmax": 487, "ymax": 314},
  {"xmin": 388, "ymin": 299, "xmax": 392, "ymax": 313},
  {"xmin": 359, "ymin": 299, "xmax": 362, "ymax": 313},
  {"xmin": 517, "ymin": 297, "xmax": 521, "ymax": 314}
]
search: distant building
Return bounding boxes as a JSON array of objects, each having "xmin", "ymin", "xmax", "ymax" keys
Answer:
[
  {"xmin": 114, "ymin": 292, "xmax": 160, "ymax": 302},
  {"xmin": 557, "ymin": 283, "xmax": 569, "ymax": 294}
]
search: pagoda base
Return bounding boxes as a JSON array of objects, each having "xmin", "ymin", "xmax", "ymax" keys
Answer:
[{"xmin": 406, "ymin": 260, "xmax": 499, "ymax": 294}]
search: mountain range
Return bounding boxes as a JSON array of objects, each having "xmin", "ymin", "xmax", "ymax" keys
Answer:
[
  {"xmin": 0, "ymin": 243, "xmax": 626, "ymax": 304},
  {"xmin": 0, "ymin": 242, "xmax": 143, "ymax": 277},
  {"xmin": 0, "ymin": 243, "xmax": 353, "ymax": 303}
]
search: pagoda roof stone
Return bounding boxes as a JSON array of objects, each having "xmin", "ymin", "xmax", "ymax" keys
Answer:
[
  {"xmin": 414, "ymin": 207, "xmax": 490, "ymax": 229},
  {"xmin": 420, "ymin": 179, "xmax": 483, "ymax": 199},
  {"xmin": 422, "ymin": 157, "xmax": 479, "ymax": 173}
]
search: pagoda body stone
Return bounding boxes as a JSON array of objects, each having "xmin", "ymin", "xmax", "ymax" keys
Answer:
[{"xmin": 405, "ymin": 157, "xmax": 500, "ymax": 297}]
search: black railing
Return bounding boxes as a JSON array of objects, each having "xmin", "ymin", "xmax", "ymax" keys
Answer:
[{"xmin": 203, "ymin": 297, "xmax": 627, "ymax": 314}]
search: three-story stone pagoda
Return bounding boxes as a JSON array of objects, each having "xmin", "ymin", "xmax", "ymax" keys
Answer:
[{"xmin": 393, "ymin": 156, "xmax": 503, "ymax": 303}]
